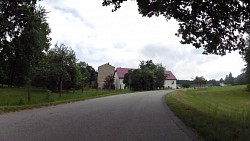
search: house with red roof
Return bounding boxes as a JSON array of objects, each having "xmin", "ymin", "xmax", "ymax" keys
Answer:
[
  {"xmin": 164, "ymin": 71, "xmax": 177, "ymax": 89},
  {"xmin": 114, "ymin": 68, "xmax": 132, "ymax": 90},
  {"xmin": 114, "ymin": 68, "xmax": 177, "ymax": 89}
]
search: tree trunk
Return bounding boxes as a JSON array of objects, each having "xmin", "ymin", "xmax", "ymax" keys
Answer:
[
  {"xmin": 59, "ymin": 77, "xmax": 62, "ymax": 97},
  {"xmin": 27, "ymin": 79, "xmax": 31, "ymax": 102}
]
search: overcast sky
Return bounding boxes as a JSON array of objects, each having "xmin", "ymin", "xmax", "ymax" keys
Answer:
[{"xmin": 39, "ymin": 0, "xmax": 245, "ymax": 80}]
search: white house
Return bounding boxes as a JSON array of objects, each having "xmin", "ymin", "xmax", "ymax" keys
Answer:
[
  {"xmin": 114, "ymin": 68, "xmax": 177, "ymax": 89},
  {"xmin": 114, "ymin": 68, "xmax": 131, "ymax": 90},
  {"xmin": 164, "ymin": 71, "xmax": 177, "ymax": 89}
]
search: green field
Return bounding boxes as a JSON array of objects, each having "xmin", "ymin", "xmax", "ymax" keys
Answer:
[
  {"xmin": 166, "ymin": 85, "xmax": 250, "ymax": 141},
  {"xmin": 0, "ymin": 87, "xmax": 131, "ymax": 113}
]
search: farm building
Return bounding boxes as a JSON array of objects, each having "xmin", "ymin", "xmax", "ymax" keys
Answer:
[
  {"xmin": 97, "ymin": 63, "xmax": 115, "ymax": 89},
  {"xmin": 113, "ymin": 68, "xmax": 177, "ymax": 89}
]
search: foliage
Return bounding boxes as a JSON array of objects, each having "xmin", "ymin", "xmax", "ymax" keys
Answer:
[
  {"xmin": 0, "ymin": 0, "xmax": 51, "ymax": 88},
  {"xmin": 177, "ymin": 80, "xmax": 193, "ymax": 88},
  {"xmin": 123, "ymin": 60, "xmax": 166, "ymax": 91},
  {"xmin": 207, "ymin": 79, "xmax": 219, "ymax": 86},
  {"xmin": 167, "ymin": 85, "xmax": 250, "ymax": 141},
  {"xmin": 181, "ymin": 83, "xmax": 190, "ymax": 88},
  {"xmin": 86, "ymin": 65, "xmax": 98, "ymax": 87},
  {"xmin": 103, "ymin": 74, "xmax": 115, "ymax": 89},
  {"xmin": 76, "ymin": 61, "xmax": 89, "ymax": 92},
  {"xmin": 102, "ymin": 0, "xmax": 250, "ymax": 55},
  {"xmin": 244, "ymin": 37, "xmax": 250, "ymax": 90},
  {"xmin": 235, "ymin": 73, "xmax": 246, "ymax": 85},
  {"xmin": 224, "ymin": 72, "xmax": 235, "ymax": 85},
  {"xmin": 193, "ymin": 76, "xmax": 207, "ymax": 87},
  {"xmin": 46, "ymin": 43, "xmax": 77, "ymax": 95}
]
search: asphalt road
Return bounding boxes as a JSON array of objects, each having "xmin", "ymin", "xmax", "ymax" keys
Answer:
[{"xmin": 0, "ymin": 90, "xmax": 202, "ymax": 141}]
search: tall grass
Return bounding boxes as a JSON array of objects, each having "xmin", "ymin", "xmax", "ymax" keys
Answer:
[
  {"xmin": 0, "ymin": 87, "xmax": 132, "ymax": 112},
  {"xmin": 167, "ymin": 85, "xmax": 250, "ymax": 141}
]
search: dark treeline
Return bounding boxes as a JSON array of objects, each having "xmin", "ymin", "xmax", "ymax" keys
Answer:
[{"xmin": 178, "ymin": 72, "xmax": 247, "ymax": 88}]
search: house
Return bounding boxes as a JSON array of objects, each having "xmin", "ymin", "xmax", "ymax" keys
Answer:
[
  {"xmin": 97, "ymin": 63, "xmax": 115, "ymax": 89},
  {"xmin": 114, "ymin": 68, "xmax": 177, "ymax": 89},
  {"xmin": 164, "ymin": 71, "xmax": 177, "ymax": 89},
  {"xmin": 114, "ymin": 68, "xmax": 132, "ymax": 90}
]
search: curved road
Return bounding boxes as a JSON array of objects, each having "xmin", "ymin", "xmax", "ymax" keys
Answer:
[{"xmin": 0, "ymin": 90, "xmax": 201, "ymax": 141}]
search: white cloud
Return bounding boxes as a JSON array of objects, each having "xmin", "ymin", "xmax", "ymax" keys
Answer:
[{"xmin": 39, "ymin": 0, "xmax": 246, "ymax": 80}]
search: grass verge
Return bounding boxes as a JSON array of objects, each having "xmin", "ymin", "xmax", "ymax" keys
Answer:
[
  {"xmin": 0, "ymin": 87, "xmax": 132, "ymax": 113},
  {"xmin": 166, "ymin": 85, "xmax": 250, "ymax": 141}
]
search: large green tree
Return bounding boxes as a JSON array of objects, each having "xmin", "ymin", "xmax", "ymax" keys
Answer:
[
  {"xmin": 1, "ymin": 0, "xmax": 51, "ymax": 101},
  {"xmin": 0, "ymin": 0, "xmax": 51, "ymax": 89},
  {"xmin": 193, "ymin": 76, "xmax": 207, "ymax": 87},
  {"xmin": 102, "ymin": 0, "xmax": 250, "ymax": 55},
  {"xmin": 124, "ymin": 60, "xmax": 166, "ymax": 91},
  {"xmin": 46, "ymin": 43, "xmax": 77, "ymax": 96}
]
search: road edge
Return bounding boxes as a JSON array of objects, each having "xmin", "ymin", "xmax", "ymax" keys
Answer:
[{"xmin": 162, "ymin": 91, "xmax": 205, "ymax": 141}]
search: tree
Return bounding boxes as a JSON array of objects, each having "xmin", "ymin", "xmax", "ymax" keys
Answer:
[
  {"xmin": 124, "ymin": 69, "xmax": 145, "ymax": 91},
  {"xmin": 219, "ymin": 78, "xmax": 224, "ymax": 84},
  {"xmin": 123, "ymin": 60, "xmax": 166, "ymax": 91},
  {"xmin": 225, "ymin": 72, "xmax": 235, "ymax": 85},
  {"xmin": 244, "ymin": 36, "xmax": 250, "ymax": 90},
  {"xmin": 46, "ymin": 43, "xmax": 77, "ymax": 96},
  {"xmin": 182, "ymin": 83, "xmax": 190, "ymax": 88},
  {"xmin": 86, "ymin": 65, "xmax": 98, "ymax": 87},
  {"xmin": 102, "ymin": 0, "xmax": 250, "ymax": 55},
  {"xmin": 193, "ymin": 76, "xmax": 207, "ymax": 88},
  {"xmin": 0, "ymin": 0, "xmax": 50, "ymax": 86},
  {"xmin": 0, "ymin": 0, "xmax": 51, "ymax": 101},
  {"xmin": 228, "ymin": 72, "xmax": 235, "ymax": 85},
  {"xmin": 103, "ymin": 74, "xmax": 115, "ymax": 89},
  {"xmin": 77, "ymin": 61, "xmax": 90, "ymax": 93},
  {"xmin": 235, "ymin": 73, "xmax": 246, "ymax": 85}
]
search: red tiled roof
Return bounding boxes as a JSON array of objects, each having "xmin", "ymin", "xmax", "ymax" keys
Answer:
[
  {"xmin": 115, "ymin": 68, "xmax": 177, "ymax": 80},
  {"xmin": 115, "ymin": 68, "xmax": 133, "ymax": 79},
  {"xmin": 165, "ymin": 71, "xmax": 177, "ymax": 80}
]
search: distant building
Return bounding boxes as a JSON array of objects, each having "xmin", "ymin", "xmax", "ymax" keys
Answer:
[
  {"xmin": 114, "ymin": 68, "xmax": 132, "ymax": 90},
  {"xmin": 114, "ymin": 68, "xmax": 177, "ymax": 89},
  {"xmin": 97, "ymin": 63, "xmax": 115, "ymax": 89},
  {"xmin": 164, "ymin": 71, "xmax": 177, "ymax": 89}
]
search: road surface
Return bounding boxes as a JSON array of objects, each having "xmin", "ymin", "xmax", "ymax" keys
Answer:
[{"xmin": 0, "ymin": 90, "xmax": 202, "ymax": 141}]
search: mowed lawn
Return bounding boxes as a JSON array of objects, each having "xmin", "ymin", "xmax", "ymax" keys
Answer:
[
  {"xmin": 167, "ymin": 85, "xmax": 250, "ymax": 141},
  {"xmin": 0, "ymin": 87, "xmax": 131, "ymax": 113}
]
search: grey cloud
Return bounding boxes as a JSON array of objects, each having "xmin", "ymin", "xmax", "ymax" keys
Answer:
[
  {"xmin": 140, "ymin": 44, "xmax": 220, "ymax": 79},
  {"xmin": 74, "ymin": 43, "xmax": 107, "ymax": 64},
  {"xmin": 53, "ymin": 6, "xmax": 94, "ymax": 28}
]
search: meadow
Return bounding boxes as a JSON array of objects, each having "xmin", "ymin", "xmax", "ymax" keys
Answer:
[
  {"xmin": 0, "ymin": 87, "xmax": 131, "ymax": 113},
  {"xmin": 166, "ymin": 85, "xmax": 250, "ymax": 141}
]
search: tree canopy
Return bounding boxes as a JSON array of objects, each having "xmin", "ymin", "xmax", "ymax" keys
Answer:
[
  {"xmin": 0, "ymin": 0, "xmax": 51, "ymax": 88},
  {"xmin": 102, "ymin": 0, "xmax": 250, "ymax": 55},
  {"xmin": 123, "ymin": 60, "xmax": 166, "ymax": 91},
  {"xmin": 193, "ymin": 76, "xmax": 207, "ymax": 87}
]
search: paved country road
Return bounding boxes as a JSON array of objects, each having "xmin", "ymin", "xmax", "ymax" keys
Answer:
[{"xmin": 0, "ymin": 90, "xmax": 202, "ymax": 141}]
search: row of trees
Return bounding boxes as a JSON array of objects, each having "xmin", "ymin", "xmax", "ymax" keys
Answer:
[
  {"xmin": 179, "ymin": 71, "xmax": 247, "ymax": 88},
  {"xmin": 0, "ymin": 1, "xmax": 98, "ymax": 101},
  {"xmin": 32, "ymin": 43, "xmax": 97, "ymax": 95},
  {"xmin": 123, "ymin": 60, "xmax": 166, "ymax": 91}
]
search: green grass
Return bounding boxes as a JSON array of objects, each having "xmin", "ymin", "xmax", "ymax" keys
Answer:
[
  {"xmin": 0, "ymin": 87, "xmax": 132, "ymax": 113},
  {"xmin": 166, "ymin": 85, "xmax": 250, "ymax": 141}
]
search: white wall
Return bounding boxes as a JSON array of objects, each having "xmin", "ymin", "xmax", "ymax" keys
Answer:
[
  {"xmin": 114, "ymin": 72, "xmax": 119, "ymax": 90},
  {"xmin": 114, "ymin": 72, "xmax": 126, "ymax": 90},
  {"xmin": 164, "ymin": 80, "xmax": 177, "ymax": 89}
]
